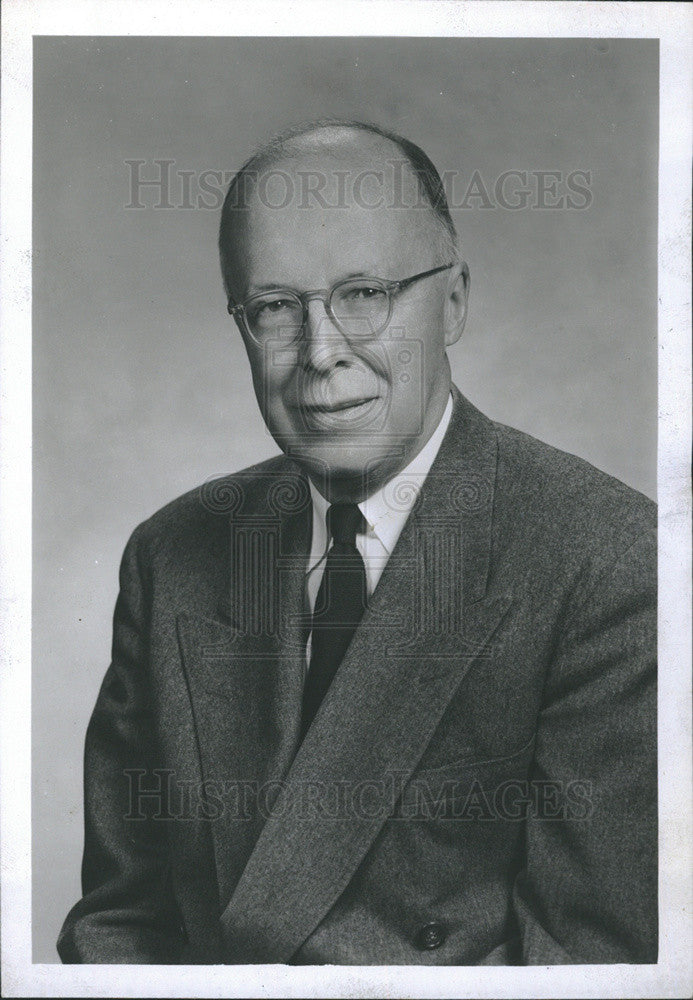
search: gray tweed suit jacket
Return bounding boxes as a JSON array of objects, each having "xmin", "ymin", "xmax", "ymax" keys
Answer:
[{"xmin": 58, "ymin": 387, "xmax": 657, "ymax": 965}]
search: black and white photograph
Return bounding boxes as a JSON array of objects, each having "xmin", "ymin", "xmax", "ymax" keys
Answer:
[{"xmin": 1, "ymin": 2, "xmax": 691, "ymax": 998}]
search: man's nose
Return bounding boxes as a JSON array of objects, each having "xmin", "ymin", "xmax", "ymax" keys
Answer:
[{"xmin": 300, "ymin": 297, "xmax": 352, "ymax": 371}]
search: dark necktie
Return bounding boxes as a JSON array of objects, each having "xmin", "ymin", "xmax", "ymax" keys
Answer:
[{"xmin": 301, "ymin": 503, "xmax": 368, "ymax": 736}]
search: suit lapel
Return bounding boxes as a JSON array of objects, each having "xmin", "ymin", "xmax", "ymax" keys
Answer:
[
  {"xmin": 218, "ymin": 389, "xmax": 508, "ymax": 962},
  {"xmin": 177, "ymin": 464, "xmax": 312, "ymax": 907}
]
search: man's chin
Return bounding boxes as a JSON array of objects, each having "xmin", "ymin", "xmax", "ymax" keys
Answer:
[{"xmin": 277, "ymin": 438, "xmax": 405, "ymax": 498}]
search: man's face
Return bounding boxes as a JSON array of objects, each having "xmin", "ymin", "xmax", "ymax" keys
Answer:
[{"xmin": 226, "ymin": 147, "xmax": 468, "ymax": 500}]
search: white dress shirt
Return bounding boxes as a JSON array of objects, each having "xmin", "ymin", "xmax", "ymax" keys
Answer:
[{"xmin": 305, "ymin": 393, "xmax": 453, "ymax": 667}]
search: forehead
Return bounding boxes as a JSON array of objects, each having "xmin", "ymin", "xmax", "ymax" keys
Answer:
[{"xmin": 227, "ymin": 139, "xmax": 441, "ymax": 290}]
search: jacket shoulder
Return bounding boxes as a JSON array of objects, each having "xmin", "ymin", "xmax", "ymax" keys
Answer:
[
  {"xmin": 490, "ymin": 418, "xmax": 655, "ymax": 566},
  {"xmin": 127, "ymin": 453, "xmax": 301, "ymax": 553}
]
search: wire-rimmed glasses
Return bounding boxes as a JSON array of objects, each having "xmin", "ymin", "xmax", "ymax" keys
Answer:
[{"xmin": 227, "ymin": 263, "xmax": 454, "ymax": 346}]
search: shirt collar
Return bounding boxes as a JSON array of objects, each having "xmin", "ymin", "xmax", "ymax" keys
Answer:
[{"xmin": 307, "ymin": 392, "xmax": 454, "ymax": 570}]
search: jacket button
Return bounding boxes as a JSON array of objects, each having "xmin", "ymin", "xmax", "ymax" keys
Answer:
[{"xmin": 415, "ymin": 921, "xmax": 446, "ymax": 950}]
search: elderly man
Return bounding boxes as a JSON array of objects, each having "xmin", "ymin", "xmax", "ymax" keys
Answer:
[{"xmin": 58, "ymin": 120, "xmax": 657, "ymax": 965}]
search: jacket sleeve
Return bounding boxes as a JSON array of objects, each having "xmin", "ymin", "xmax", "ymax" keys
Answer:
[
  {"xmin": 513, "ymin": 527, "xmax": 658, "ymax": 963},
  {"xmin": 57, "ymin": 524, "xmax": 186, "ymax": 963}
]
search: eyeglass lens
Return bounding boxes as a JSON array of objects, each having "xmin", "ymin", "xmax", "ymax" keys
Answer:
[{"xmin": 245, "ymin": 279, "xmax": 391, "ymax": 341}]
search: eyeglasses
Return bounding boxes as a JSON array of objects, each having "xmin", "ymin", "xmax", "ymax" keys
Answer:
[{"xmin": 227, "ymin": 263, "xmax": 454, "ymax": 346}]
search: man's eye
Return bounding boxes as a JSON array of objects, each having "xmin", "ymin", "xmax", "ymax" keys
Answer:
[
  {"xmin": 344, "ymin": 285, "xmax": 386, "ymax": 301},
  {"xmin": 250, "ymin": 298, "xmax": 294, "ymax": 319},
  {"xmin": 266, "ymin": 298, "xmax": 294, "ymax": 312}
]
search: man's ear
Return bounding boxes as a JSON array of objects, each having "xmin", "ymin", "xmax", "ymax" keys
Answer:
[{"xmin": 444, "ymin": 262, "xmax": 470, "ymax": 346}]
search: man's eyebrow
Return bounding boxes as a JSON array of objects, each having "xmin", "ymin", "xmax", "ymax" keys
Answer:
[
  {"xmin": 245, "ymin": 282, "xmax": 294, "ymax": 294},
  {"xmin": 244, "ymin": 268, "xmax": 392, "ymax": 295},
  {"xmin": 341, "ymin": 268, "xmax": 388, "ymax": 281}
]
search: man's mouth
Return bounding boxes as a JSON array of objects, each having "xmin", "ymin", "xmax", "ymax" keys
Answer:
[
  {"xmin": 302, "ymin": 396, "xmax": 377, "ymax": 414},
  {"xmin": 295, "ymin": 395, "xmax": 382, "ymax": 430}
]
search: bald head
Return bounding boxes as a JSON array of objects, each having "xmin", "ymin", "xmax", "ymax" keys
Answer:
[{"xmin": 219, "ymin": 120, "xmax": 458, "ymax": 298}]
